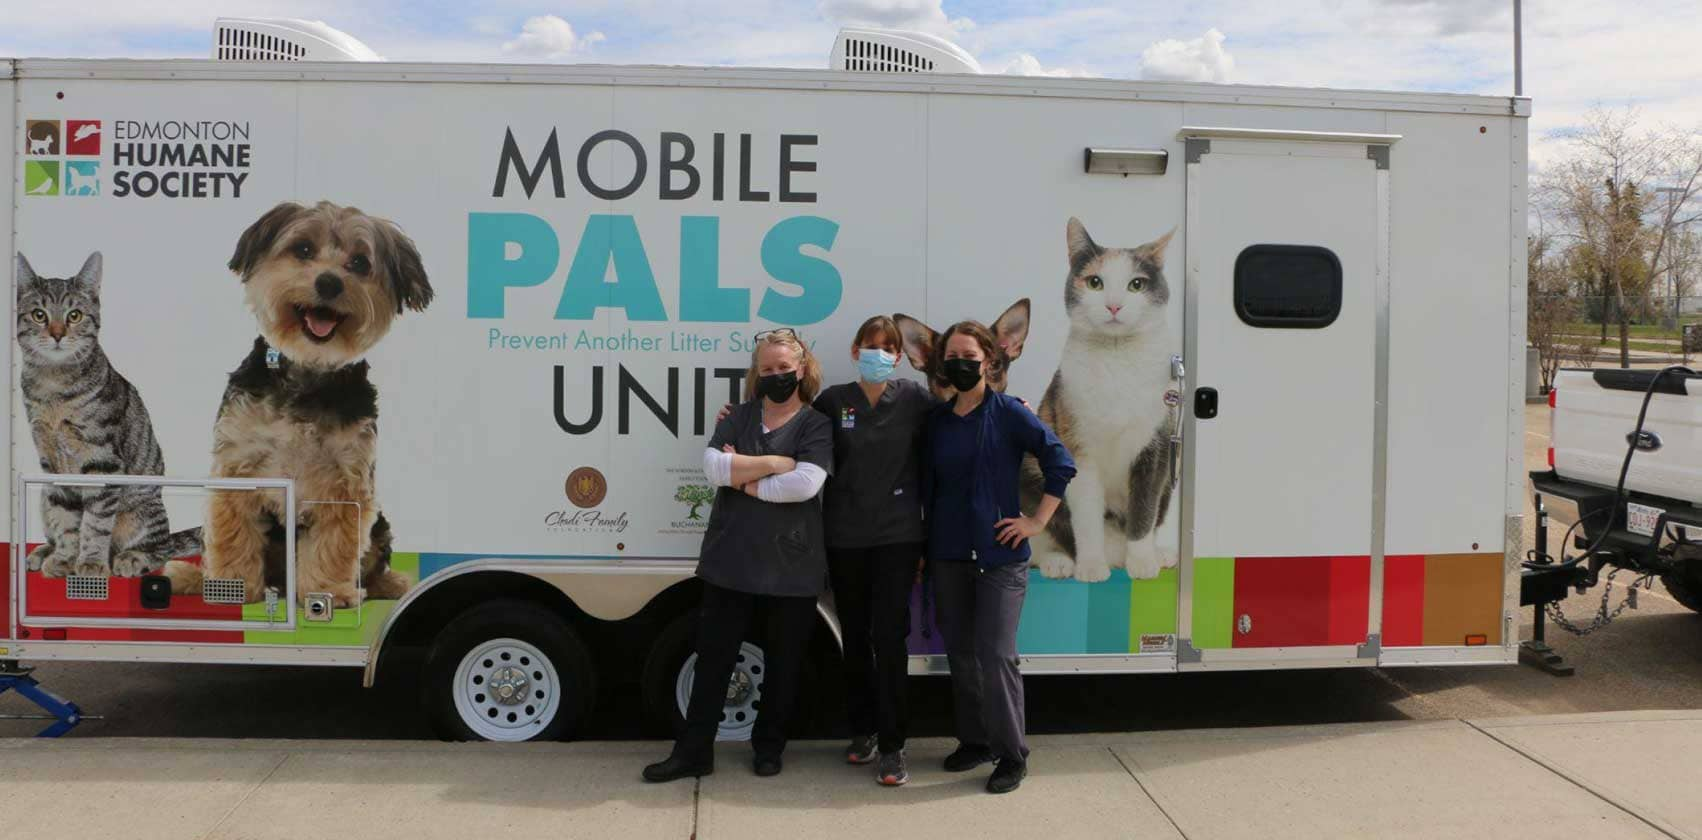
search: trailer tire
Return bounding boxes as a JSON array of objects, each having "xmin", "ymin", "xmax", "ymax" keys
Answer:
[
  {"xmin": 640, "ymin": 611, "xmax": 821, "ymax": 741},
  {"xmin": 1660, "ymin": 569, "xmax": 1702, "ymax": 614},
  {"xmin": 423, "ymin": 600, "xmax": 596, "ymax": 742}
]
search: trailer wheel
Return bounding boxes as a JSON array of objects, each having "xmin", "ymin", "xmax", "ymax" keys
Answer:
[
  {"xmin": 641, "ymin": 612, "xmax": 820, "ymax": 741},
  {"xmin": 1660, "ymin": 569, "xmax": 1702, "ymax": 614},
  {"xmin": 423, "ymin": 600, "xmax": 595, "ymax": 742}
]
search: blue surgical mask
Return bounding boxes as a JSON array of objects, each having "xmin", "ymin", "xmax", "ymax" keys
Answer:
[{"xmin": 858, "ymin": 348, "xmax": 897, "ymax": 383}]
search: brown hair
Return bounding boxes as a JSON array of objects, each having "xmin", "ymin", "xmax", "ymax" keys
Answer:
[
  {"xmin": 744, "ymin": 330, "xmax": 824, "ymax": 404},
  {"xmin": 929, "ymin": 320, "xmax": 1003, "ymax": 388},
  {"xmin": 852, "ymin": 315, "xmax": 903, "ymax": 355}
]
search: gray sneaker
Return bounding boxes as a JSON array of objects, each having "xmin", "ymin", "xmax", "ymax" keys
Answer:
[
  {"xmin": 845, "ymin": 734, "xmax": 878, "ymax": 765},
  {"xmin": 876, "ymin": 749, "xmax": 909, "ymax": 786}
]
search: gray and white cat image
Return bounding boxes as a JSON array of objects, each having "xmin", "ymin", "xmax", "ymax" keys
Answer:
[
  {"xmin": 17, "ymin": 252, "xmax": 197, "ymax": 578},
  {"xmin": 1022, "ymin": 219, "xmax": 1178, "ymax": 582}
]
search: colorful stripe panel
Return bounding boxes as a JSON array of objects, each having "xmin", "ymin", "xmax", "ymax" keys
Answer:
[
  {"xmin": 1017, "ymin": 568, "xmax": 1177, "ymax": 654},
  {"xmin": 1192, "ymin": 556, "xmax": 1371, "ymax": 649},
  {"xmin": 1382, "ymin": 552, "xmax": 1503, "ymax": 646},
  {"xmin": 14, "ymin": 547, "xmax": 421, "ymax": 647}
]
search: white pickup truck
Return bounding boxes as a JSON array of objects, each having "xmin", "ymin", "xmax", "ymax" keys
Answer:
[{"xmin": 1533, "ymin": 367, "xmax": 1702, "ymax": 615}]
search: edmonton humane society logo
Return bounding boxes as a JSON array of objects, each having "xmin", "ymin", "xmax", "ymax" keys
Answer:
[
  {"xmin": 24, "ymin": 119, "xmax": 102, "ymax": 197},
  {"xmin": 24, "ymin": 118, "xmax": 253, "ymax": 199}
]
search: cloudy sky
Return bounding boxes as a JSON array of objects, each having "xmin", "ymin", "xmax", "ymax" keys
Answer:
[{"xmin": 3, "ymin": 0, "xmax": 1697, "ymax": 159}]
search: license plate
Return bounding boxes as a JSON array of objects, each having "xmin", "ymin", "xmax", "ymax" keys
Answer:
[{"xmin": 1627, "ymin": 502, "xmax": 1664, "ymax": 537}]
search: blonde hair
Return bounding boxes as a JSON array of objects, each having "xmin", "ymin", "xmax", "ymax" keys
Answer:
[{"xmin": 745, "ymin": 330, "xmax": 823, "ymax": 404}]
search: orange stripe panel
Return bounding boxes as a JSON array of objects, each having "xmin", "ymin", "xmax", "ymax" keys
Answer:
[{"xmin": 1419, "ymin": 553, "xmax": 1504, "ymax": 646}]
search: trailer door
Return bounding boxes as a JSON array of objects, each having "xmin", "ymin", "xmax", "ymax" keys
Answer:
[{"xmin": 1179, "ymin": 129, "xmax": 1394, "ymax": 667}]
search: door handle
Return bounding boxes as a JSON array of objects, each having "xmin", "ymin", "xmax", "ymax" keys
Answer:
[{"xmin": 1194, "ymin": 387, "xmax": 1218, "ymax": 419}]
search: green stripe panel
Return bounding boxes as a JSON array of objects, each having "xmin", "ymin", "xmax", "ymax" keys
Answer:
[
  {"xmin": 242, "ymin": 552, "xmax": 420, "ymax": 646},
  {"xmin": 1191, "ymin": 557, "xmax": 1235, "ymax": 649},
  {"xmin": 1128, "ymin": 567, "xmax": 1179, "ymax": 648}
]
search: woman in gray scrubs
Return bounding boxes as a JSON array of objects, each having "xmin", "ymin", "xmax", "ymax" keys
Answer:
[
  {"xmin": 810, "ymin": 316, "xmax": 934, "ymax": 786},
  {"xmin": 644, "ymin": 329, "xmax": 835, "ymax": 783}
]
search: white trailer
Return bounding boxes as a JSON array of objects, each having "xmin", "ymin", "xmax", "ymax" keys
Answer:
[{"xmin": 2, "ymin": 24, "xmax": 1529, "ymax": 741}]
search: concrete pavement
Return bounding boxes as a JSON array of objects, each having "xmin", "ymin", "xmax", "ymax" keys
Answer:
[{"xmin": 3, "ymin": 710, "xmax": 1697, "ymax": 840}]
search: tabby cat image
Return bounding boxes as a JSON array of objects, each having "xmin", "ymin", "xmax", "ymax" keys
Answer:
[{"xmin": 17, "ymin": 252, "xmax": 198, "ymax": 578}]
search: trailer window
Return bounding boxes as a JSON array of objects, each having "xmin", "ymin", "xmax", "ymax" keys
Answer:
[{"xmin": 1233, "ymin": 245, "xmax": 1342, "ymax": 328}]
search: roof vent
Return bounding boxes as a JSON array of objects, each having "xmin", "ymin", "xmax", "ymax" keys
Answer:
[
  {"xmin": 212, "ymin": 17, "xmax": 383, "ymax": 62},
  {"xmin": 830, "ymin": 27, "xmax": 980, "ymax": 75}
]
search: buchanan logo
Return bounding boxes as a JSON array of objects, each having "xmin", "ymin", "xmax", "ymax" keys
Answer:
[
  {"xmin": 674, "ymin": 484, "xmax": 714, "ymax": 520},
  {"xmin": 23, "ymin": 117, "xmax": 252, "ymax": 199},
  {"xmin": 23, "ymin": 119, "xmax": 100, "ymax": 197},
  {"xmin": 565, "ymin": 466, "xmax": 608, "ymax": 509}
]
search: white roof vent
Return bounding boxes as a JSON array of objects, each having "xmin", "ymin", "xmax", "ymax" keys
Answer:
[
  {"xmin": 830, "ymin": 27, "xmax": 981, "ymax": 75},
  {"xmin": 212, "ymin": 18, "xmax": 383, "ymax": 62}
]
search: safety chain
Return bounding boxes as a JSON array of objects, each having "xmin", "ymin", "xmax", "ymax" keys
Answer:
[{"xmin": 1544, "ymin": 567, "xmax": 1657, "ymax": 636}]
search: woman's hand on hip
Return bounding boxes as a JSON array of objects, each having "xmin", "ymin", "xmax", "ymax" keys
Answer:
[{"xmin": 995, "ymin": 514, "xmax": 1044, "ymax": 548}]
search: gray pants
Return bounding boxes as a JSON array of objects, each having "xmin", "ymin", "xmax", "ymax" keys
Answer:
[{"xmin": 932, "ymin": 559, "xmax": 1030, "ymax": 763}]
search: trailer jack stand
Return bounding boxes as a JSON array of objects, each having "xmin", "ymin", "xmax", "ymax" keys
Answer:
[
  {"xmin": 1519, "ymin": 498, "xmax": 1576, "ymax": 677},
  {"xmin": 0, "ymin": 661, "xmax": 98, "ymax": 737}
]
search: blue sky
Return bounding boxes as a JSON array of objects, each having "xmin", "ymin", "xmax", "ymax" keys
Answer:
[{"xmin": 3, "ymin": 0, "xmax": 1698, "ymax": 160}]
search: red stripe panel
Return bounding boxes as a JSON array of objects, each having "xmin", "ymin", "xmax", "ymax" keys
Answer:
[
  {"xmin": 1382, "ymin": 555, "xmax": 1426, "ymax": 646},
  {"xmin": 1325, "ymin": 555, "xmax": 1372, "ymax": 646},
  {"xmin": 18, "ymin": 547, "xmax": 244, "ymax": 644},
  {"xmin": 1, "ymin": 543, "xmax": 11, "ymax": 639},
  {"xmin": 1233, "ymin": 556, "xmax": 1371, "ymax": 648}
]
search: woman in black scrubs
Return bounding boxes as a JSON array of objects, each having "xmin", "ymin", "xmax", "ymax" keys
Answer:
[
  {"xmin": 643, "ymin": 329, "xmax": 834, "ymax": 782},
  {"xmin": 810, "ymin": 316, "xmax": 934, "ymax": 786}
]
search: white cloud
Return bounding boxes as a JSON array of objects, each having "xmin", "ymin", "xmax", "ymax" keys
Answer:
[
  {"xmin": 501, "ymin": 15, "xmax": 606, "ymax": 58},
  {"xmin": 998, "ymin": 53, "xmax": 1088, "ymax": 78},
  {"xmin": 1139, "ymin": 28, "xmax": 1234, "ymax": 83},
  {"xmin": 817, "ymin": 0, "xmax": 973, "ymax": 38}
]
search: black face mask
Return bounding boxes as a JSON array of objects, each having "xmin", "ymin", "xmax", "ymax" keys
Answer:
[
  {"xmin": 758, "ymin": 370, "xmax": 800, "ymax": 403},
  {"xmin": 942, "ymin": 358, "xmax": 983, "ymax": 392}
]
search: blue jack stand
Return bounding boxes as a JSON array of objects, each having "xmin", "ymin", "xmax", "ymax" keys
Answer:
[{"xmin": 0, "ymin": 661, "xmax": 94, "ymax": 737}]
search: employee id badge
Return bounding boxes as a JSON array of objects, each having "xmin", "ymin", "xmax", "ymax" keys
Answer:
[{"xmin": 840, "ymin": 407, "xmax": 856, "ymax": 429}]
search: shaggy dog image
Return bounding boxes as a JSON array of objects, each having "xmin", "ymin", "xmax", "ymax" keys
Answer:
[{"xmin": 165, "ymin": 200, "xmax": 433, "ymax": 607}]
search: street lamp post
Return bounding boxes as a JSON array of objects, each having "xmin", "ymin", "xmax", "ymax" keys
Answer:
[{"xmin": 1514, "ymin": 0, "xmax": 1522, "ymax": 96}]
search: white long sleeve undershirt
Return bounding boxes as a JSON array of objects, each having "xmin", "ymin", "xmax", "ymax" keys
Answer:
[{"xmin": 701, "ymin": 447, "xmax": 826, "ymax": 503}]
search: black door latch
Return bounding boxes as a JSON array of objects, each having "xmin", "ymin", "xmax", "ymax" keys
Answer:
[{"xmin": 1195, "ymin": 387, "xmax": 1218, "ymax": 419}]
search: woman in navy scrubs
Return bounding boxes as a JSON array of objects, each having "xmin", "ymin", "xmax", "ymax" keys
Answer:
[{"xmin": 924, "ymin": 319, "xmax": 1075, "ymax": 795}]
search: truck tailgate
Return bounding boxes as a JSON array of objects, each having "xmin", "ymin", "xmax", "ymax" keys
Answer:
[{"xmin": 1552, "ymin": 368, "xmax": 1702, "ymax": 502}]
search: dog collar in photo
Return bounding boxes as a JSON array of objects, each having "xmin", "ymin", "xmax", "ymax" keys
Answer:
[{"xmin": 266, "ymin": 347, "xmax": 282, "ymax": 369}]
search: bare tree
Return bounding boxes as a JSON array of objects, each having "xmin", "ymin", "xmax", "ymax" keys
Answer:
[
  {"xmin": 1527, "ymin": 231, "xmax": 1572, "ymax": 391},
  {"xmin": 1549, "ymin": 107, "xmax": 1670, "ymax": 366}
]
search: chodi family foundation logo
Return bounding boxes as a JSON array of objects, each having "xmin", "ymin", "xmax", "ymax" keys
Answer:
[{"xmin": 24, "ymin": 119, "xmax": 102, "ymax": 197}]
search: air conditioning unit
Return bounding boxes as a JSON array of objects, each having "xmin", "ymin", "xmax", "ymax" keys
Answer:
[
  {"xmin": 211, "ymin": 17, "xmax": 383, "ymax": 62},
  {"xmin": 830, "ymin": 27, "xmax": 981, "ymax": 75}
]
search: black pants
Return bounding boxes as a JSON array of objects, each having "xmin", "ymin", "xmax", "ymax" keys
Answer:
[
  {"xmin": 932, "ymin": 559, "xmax": 1031, "ymax": 764},
  {"xmin": 828, "ymin": 542, "xmax": 920, "ymax": 752},
  {"xmin": 675, "ymin": 581, "xmax": 818, "ymax": 762}
]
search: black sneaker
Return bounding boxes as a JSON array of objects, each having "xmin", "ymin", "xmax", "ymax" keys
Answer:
[
  {"xmin": 876, "ymin": 749, "xmax": 909, "ymax": 786},
  {"xmin": 754, "ymin": 753, "xmax": 784, "ymax": 777},
  {"xmin": 845, "ymin": 734, "xmax": 878, "ymax": 765},
  {"xmin": 943, "ymin": 743, "xmax": 995, "ymax": 773},
  {"xmin": 642, "ymin": 754, "xmax": 713, "ymax": 783},
  {"xmin": 986, "ymin": 758, "xmax": 1026, "ymax": 794}
]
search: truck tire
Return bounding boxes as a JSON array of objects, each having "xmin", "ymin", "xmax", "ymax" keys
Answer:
[
  {"xmin": 423, "ymin": 599, "xmax": 596, "ymax": 742},
  {"xmin": 1660, "ymin": 569, "xmax": 1702, "ymax": 614},
  {"xmin": 640, "ymin": 611, "xmax": 820, "ymax": 742}
]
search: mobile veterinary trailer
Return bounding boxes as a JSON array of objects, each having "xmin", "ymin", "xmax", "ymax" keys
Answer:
[{"xmin": 2, "ymin": 38, "xmax": 1530, "ymax": 741}]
